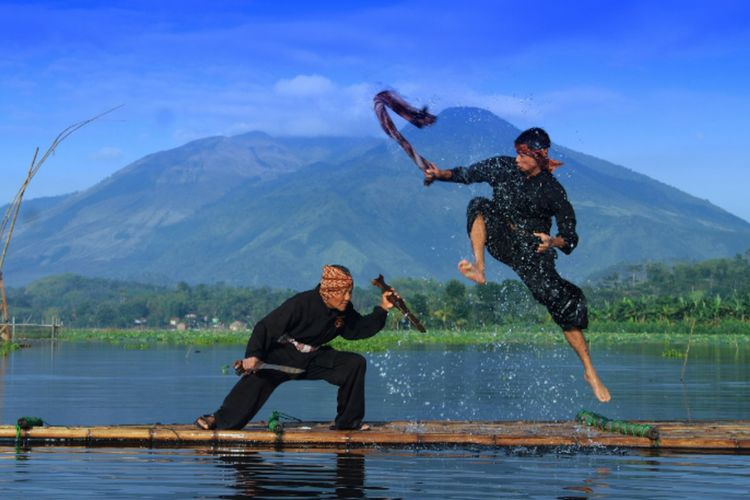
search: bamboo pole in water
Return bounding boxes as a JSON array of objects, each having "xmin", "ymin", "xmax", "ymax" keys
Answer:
[
  {"xmin": 681, "ymin": 318, "xmax": 697, "ymax": 382},
  {"xmin": 0, "ymin": 272, "xmax": 9, "ymax": 341},
  {"xmin": 3, "ymin": 420, "xmax": 750, "ymax": 450}
]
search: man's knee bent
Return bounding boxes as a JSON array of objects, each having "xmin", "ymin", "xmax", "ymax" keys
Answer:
[
  {"xmin": 339, "ymin": 352, "xmax": 367, "ymax": 376},
  {"xmin": 466, "ymin": 197, "xmax": 493, "ymax": 235}
]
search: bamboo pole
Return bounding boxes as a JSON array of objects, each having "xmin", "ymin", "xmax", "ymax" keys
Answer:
[
  {"xmin": 3, "ymin": 420, "xmax": 750, "ymax": 450},
  {"xmin": 0, "ymin": 107, "xmax": 121, "ymax": 343},
  {"xmin": 0, "ymin": 272, "xmax": 9, "ymax": 341},
  {"xmin": 680, "ymin": 318, "xmax": 696, "ymax": 382}
]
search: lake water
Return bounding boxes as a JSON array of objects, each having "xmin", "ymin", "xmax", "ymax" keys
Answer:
[{"xmin": 1, "ymin": 340, "xmax": 749, "ymax": 498}]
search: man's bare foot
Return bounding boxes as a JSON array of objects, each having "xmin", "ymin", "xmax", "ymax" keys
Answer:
[
  {"xmin": 458, "ymin": 259, "xmax": 486, "ymax": 284},
  {"xmin": 584, "ymin": 372, "xmax": 611, "ymax": 402}
]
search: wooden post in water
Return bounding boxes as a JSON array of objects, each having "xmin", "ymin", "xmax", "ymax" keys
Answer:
[
  {"xmin": 680, "ymin": 318, "xmax": 696, "ymax": 382},
  {"xmin": 0, "ymin": 271, "xmax": 10, "ymax": 341}
]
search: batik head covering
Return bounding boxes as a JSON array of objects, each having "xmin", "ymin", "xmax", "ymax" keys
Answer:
[
  {"xmin": 514, "ymin": 127, "xmax": 564, "ymax": 173},
  {"xmin": 319, "ymin": 264, "xmax": 354, "ymax": 302}
]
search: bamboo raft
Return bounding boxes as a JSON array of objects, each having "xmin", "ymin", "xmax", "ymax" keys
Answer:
[{"xmin": 3, "ymin": 420, "xmax": 750, "ymax": 450}]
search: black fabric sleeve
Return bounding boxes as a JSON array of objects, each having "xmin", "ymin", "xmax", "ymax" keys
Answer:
[
  {"xmin": 551, "ymin": 184, "xmax": 578, "ymax": 254},
  {"xmin": 340, "ymin": 305, "xmax": 388, "ymax": 340},
  {"xmin": 444, "ymin": 156, "xmax": 507, "ymax": 185},
  {"xmin": 244, "ymin": 296, "xmax": 302, "ymax": 358},
  {"xmin": 244, "ymin": 322, "xmax": 271, "ymax": 358}
]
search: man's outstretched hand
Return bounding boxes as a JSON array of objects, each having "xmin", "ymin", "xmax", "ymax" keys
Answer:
[{"xmin": 423, "ymin": 162, "xmax": 451, "ymax": 183}]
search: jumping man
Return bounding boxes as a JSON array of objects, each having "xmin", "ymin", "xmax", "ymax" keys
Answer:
[{"xmin": 423, "ymin": 128, "xmax": 611, "ymax": 402}]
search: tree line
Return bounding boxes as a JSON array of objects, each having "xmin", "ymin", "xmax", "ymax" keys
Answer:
[
  {"xmin": 6, "ymin": 252, "xmax": 750, "ymax": 330},
  {"xmin": 587, "ymin": 254, "xmax": 750, "ymax": 325}
]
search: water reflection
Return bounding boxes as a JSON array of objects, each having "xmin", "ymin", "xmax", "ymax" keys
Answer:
[
  {"xmin": 558, "ymin": 465, "xmax": 611, "ymax": 499},
  {"xmin": 2, "ymin": 443, "xmax": 750, "ymax": 498},
  {"xmin": 210, "ymin": 449, "xmax": 381, "ymax": 499}
]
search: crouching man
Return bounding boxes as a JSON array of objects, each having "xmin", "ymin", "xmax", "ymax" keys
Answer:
[{"xmin": 195, "ymin": 264, "xmax": 396, "ymax": 431}]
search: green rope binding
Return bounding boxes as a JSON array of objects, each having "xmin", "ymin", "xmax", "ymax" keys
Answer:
[
  {"xmin": 576, "ymin": 410, "xmax": 659, "ymax": 440},
  {"xmin": 267, "ymin": 411, "xmax": 302, "ymax": 434},
  {"xmin": 267, "ymin": 411, "xmax": 283, "ymax": 434},
  {"xmin": 15, "ymin": 416, "xmax": 44, "ymax": 443}
]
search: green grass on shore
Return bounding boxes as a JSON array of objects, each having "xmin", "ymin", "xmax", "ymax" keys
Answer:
[{"xmin": 32, "ymin": 319, "xmax": 750, "ymax": 353}]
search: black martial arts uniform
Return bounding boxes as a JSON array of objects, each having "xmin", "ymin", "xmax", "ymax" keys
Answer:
[
  {"xmin": 443, "ymin": 155, "xmax": 588, "ymax": 330},
  {"xmin": 212, "ymin": 286, "xmax": 388, "ymax": 430}
]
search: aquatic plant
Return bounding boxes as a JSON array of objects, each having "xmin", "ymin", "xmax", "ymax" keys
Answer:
[
  {"xmin": 0, "ymin": 340, "xmax": 20, "ymax": 356},
  {"xmin": 661, "ymin": 348, "xmax": 685, "ymax": 359}
]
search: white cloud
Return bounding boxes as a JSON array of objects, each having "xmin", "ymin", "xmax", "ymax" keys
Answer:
[{"xmin": 273, "ymin": 74, "xmax": 335, "ymax": 97}]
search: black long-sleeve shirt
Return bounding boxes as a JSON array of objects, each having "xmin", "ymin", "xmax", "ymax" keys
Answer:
[
  {"xmin": 446, "ymin": 155, "xmax": 578, "ymax": 254},
  {"xmin": 245, "ymin": 286, "xmax": 388, "ymax": 361}
]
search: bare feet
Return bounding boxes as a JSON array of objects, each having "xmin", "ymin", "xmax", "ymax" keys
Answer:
[
  {"xmin": 458, "ymin": 259, "xmax": 486, "ymax": 284},
  {"xmin": 584, "ymin": 371, "xmax": 611, "ymax": 402}
]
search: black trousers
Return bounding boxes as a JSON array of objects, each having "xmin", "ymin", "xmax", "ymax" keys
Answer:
[
  {"xmin": 467, "ymin": 197, "xmax": 588, "ymax": 330},
  {"xmin": 213, "ymin": 349, "xmax": 368, "ymax": 430}
]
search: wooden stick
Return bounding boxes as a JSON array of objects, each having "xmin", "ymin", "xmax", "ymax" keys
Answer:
[
  {"xmin": 0, "ymin": 107, "xmax": 121, "ymax": 342},
  {"xmin": 371, "ymin": 274, "xmax": 426, "ymax": 332},
  {"xmin": 680, "ymin": 318, "xmax": 696, "ymax": 382}
]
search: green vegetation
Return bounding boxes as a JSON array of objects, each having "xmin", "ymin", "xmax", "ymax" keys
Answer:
[
  {"xmin": 57, "ymin": 328, "xmax": 249, "ymax": 346},
  {"xmin": 49, "ymin": 321, "xmax": 750, "ymax": 353},
  {"xmin": 661, "ymin": 348, "xmax": 685, "ymax": 359},
  {"xmin": 56, "ymin": 326, "xmax": 560, "ymax": 351},
  {"xmin": 588, "ymin": 255, "xmax": 750, "ymax": 324},
  {"xmin": 0, "ymin": 341, "xmax": 20, "ymax": 356},
  {"xmin": 331, "ymin": 324, "xmax": 750, "ymax": 351},
  {"xmin": 7, "ymin": 274, "xmax": 295, "ymax": 329},
  {"xmin": 4, "ymin": 252, "xmax": 750, "ymax": 339}
]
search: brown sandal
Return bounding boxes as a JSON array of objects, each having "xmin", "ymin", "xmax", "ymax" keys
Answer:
[{"xmin": 195, "ymin": 414, "xmax": 216, "ymax": 430}]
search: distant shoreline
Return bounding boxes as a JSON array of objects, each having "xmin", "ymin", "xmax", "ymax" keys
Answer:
[{"xmin": 7, "ymin": 321, "xmax": 748, "ymax": 354}]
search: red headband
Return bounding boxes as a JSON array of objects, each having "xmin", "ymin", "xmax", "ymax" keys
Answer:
[
  {"xmin": 319, "ymin": 265, "xmax": 353, "ymax": 301},
  {"xmin": 515, "ymin": 143, "xmax": 564, "ymax": 173}
]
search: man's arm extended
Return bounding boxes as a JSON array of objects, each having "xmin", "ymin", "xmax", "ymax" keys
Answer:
[
  {"xmin": 423, "ymin": 157, "xmax": 505, "ymax": 185},
  {"xmin": 340, "ymin": 291, "xmax": 395, "ymax": 340}
]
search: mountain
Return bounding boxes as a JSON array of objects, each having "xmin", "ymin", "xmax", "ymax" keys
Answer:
[{"xmin": 5, "ymin": 107, "xmax": 750, "ymax": 289}]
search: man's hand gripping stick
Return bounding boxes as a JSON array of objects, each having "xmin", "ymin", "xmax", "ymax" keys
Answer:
[{"xmin": 371, "ymin": 274, "xmax": 427, "ymax": 332}]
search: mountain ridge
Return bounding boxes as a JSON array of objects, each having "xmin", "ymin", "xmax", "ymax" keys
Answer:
[{"xmin": 5, "ymin": 106, "xmax": 749, "ymax": 289}]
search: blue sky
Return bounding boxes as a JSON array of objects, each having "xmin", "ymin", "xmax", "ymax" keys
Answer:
[{"xmin": 2, "ymin": 0, "xmax": 749, "ymax": 221}]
